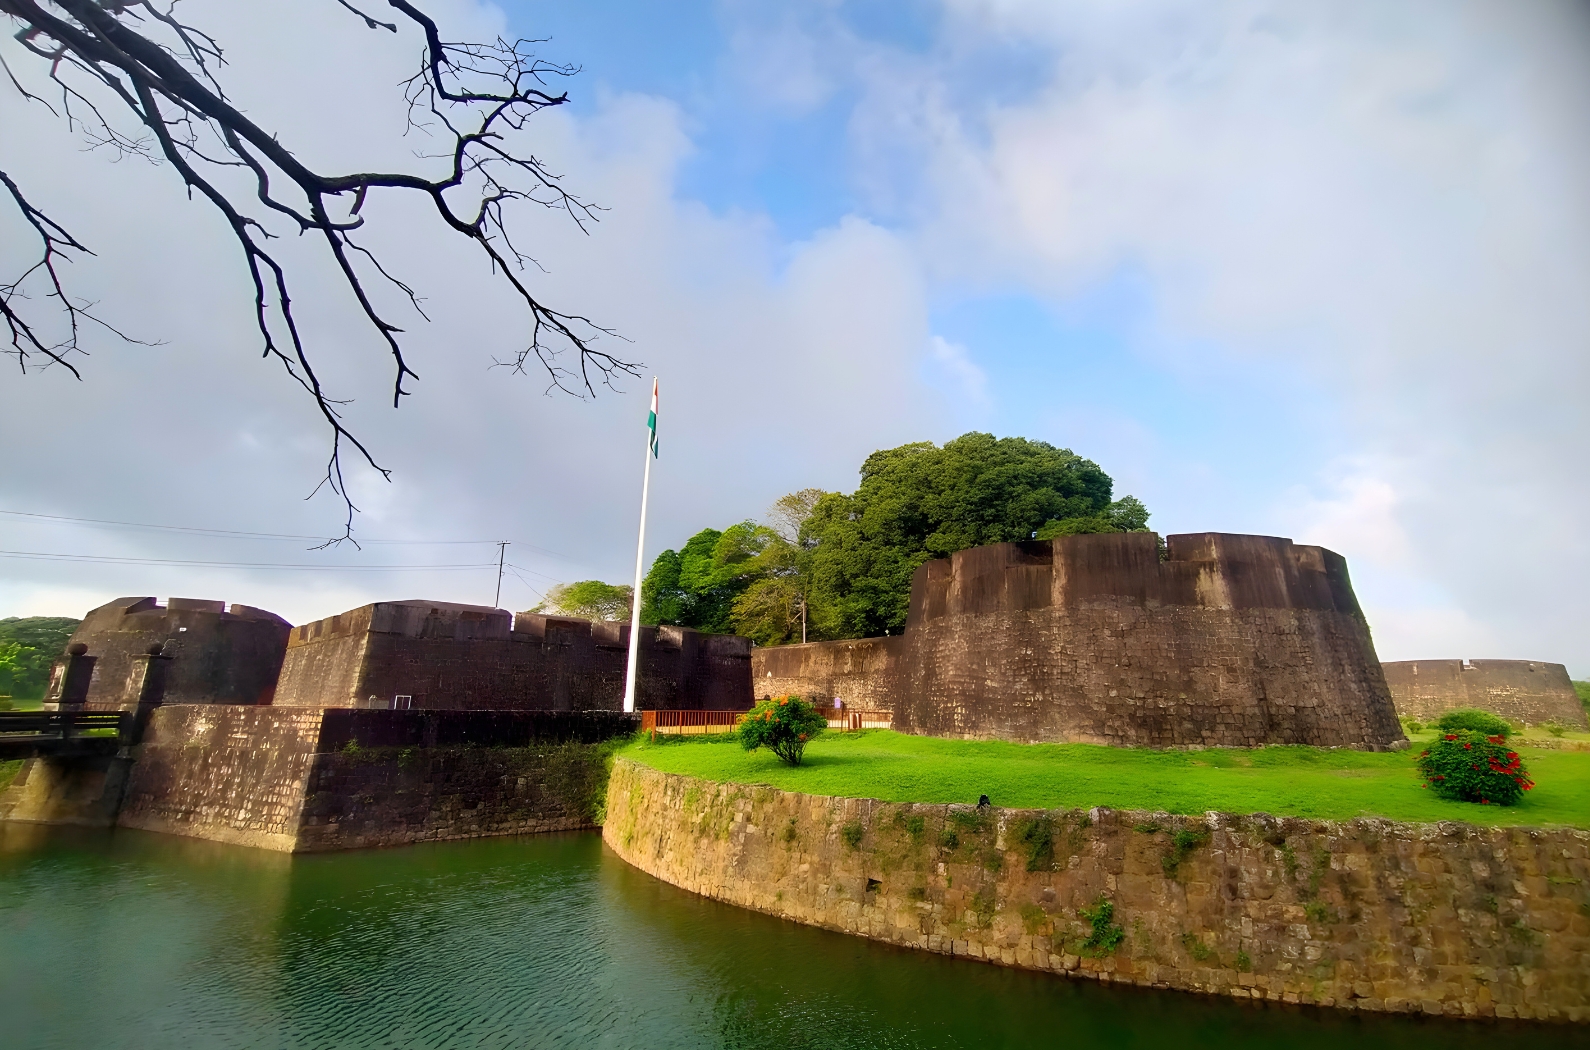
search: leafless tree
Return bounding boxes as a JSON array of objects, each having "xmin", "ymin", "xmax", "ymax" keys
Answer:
[{"xmin": 0, "ymin": 1, "xmax": 638, "ymax": 539}]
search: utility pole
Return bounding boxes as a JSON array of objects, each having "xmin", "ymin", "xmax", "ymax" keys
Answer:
[{"xmin": 494, "ymin": 541, "xmax": 508, "ymax": 607}]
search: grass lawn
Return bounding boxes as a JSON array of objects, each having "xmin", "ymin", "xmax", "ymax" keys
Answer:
[{"xmin": 624, "ymin": 729, "xmax": 1590, "ymax": 829}]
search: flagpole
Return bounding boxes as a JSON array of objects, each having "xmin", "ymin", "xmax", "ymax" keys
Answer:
[{"xmin": 623, "ymin": 378, "xmax": 658, "ymax": 713}]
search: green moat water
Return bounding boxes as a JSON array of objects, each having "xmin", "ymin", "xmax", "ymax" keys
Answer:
[{"xmin": 1, "ymin": 826, "xmax": 1577, "ymax": 1050}]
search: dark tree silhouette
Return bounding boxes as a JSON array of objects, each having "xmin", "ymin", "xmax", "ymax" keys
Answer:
[{"xmin": 0, "ymin": 0, "xmax": 637, "ymax": 538}]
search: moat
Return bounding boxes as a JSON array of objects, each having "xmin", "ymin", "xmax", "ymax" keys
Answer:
[{"xmin": 2, "ymin": 827, "xmax": 1579, "ymax": 1050}]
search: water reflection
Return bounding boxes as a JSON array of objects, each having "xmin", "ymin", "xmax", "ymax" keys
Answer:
[{"xmin": 0, "ymin": 825, "xmax": 1578, "ymax": 1050}]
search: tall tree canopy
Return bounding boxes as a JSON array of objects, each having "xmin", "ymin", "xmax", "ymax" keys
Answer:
[
  {"xmin": 644, "ymin": 434, "xmax": 1148, "ymax": 644},
  {"xmin": 802, "ymin": 433, "xmax": 1147, "ymax": 638},
  {"xmin": 639, "ymin": 523, "xmax": 775, "ymax": 635}
]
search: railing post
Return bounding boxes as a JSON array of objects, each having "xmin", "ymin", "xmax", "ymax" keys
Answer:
[{"xmin": 44, "ymin": 643, "xmax": 96, "ymax": 711}]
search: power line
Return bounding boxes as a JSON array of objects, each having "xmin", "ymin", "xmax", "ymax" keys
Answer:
[
  {"xmin": 0, "ymin": 550, "xmax": 495, "ymax": 571},
  {"xmin": 0, "ymin": 508, "xmax": 574, "ymax": 559}
]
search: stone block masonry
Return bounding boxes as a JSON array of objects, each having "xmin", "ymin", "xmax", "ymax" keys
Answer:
[
  {"xmin": 604, "ymin": 760, "xmax": 1590, "ymax": 1023},
  {"xmin": 47, "ymin": 596, "xmax": 290, "ymax": 710},
  {"xmin": 755, "ymin": 532, "xmax": 1406, "ymax": 749},
  {"xmin": 1384, "ymin": 660, "xmax": 1588, "ymax": 730},
  {"xmin": 112, "ymin": 705, "xmax": 637, "ymax": 851},
  {"xmin": 274, "ymin": 600, "xmax": 752, "ymax": 712}
]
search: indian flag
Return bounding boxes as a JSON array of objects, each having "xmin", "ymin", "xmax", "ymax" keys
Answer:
[{"xmin": 647, "ymin": 377, "xmax": 659, "ymax": 458}]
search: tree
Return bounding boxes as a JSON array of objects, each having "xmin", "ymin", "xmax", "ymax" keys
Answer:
[
  {"xmin": 0, "ymin": 615, "xmax": 78, "ymax": 699},
  {"xmin": 737, "ymin": 695, "xmax": 827, "ymax": 766},
  {"xmin": 0, "ymin": 2, "xmax": 637, "ymax": 537},
  {"xmin": 640, "ymin": 491, "xmax": 830, "ymax": 644},
  {"xmin": 532, "ymin": 581, "xmax": 632, "ymax": 622},
  {"xmin": 639, "ymin": 523, "xmax": 773, "ymax": 633},
  {"xmin": 801, "ymin": 433, "xmax": 1149, "ymax": 638}
]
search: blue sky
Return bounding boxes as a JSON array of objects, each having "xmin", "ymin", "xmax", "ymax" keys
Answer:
[{"xmin": 1, "ymin": 0, "xmax": 1587, "ymax": 674}]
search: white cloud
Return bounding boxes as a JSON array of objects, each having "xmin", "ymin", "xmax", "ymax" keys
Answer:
[
  {"xmin": 831, "ymin": 0, "xmax": 1590, "ymax": 672},
  {"xmin": 925, "ymin": 334, "xmax": 990, "ymax": 410},
  {"xmin": 0, "ymin": 0, "xmax": 941, "ymax": 625},
  {"xmin": 1276, "ymin": 461, "xmax": 1412, "ymax": 570}
]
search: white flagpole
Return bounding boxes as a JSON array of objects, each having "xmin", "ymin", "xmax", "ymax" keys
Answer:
[{"xmin": 622, "ymin": 378, "xmax": 657, "ymax": 713}]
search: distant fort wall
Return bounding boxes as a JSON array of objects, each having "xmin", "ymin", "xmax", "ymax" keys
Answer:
[
  {"xmin": 273, "ymin": 600, "xmax": 753, "ymax": 712},
  {"xmin": 47, "ymin": 597, "xmax": 290, "ymax": 710},
  {"xmin": 754, "ymin": 532, "xmax": 1405, "ymax": 750},
  {"xmin": 1382, "ymin": 659, "xmax": 1588, "ymax": 730}
]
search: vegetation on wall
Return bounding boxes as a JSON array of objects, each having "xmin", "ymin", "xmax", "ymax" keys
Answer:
[
  {"xmin": 642, "ymin": 433, "xmax": 1149, "ymax": 642},
  {"xmin": 0, "ymin": 617, "xmax": 79, "ymax": 700}
]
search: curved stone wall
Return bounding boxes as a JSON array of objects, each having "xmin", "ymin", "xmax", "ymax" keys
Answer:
[
  {"xmin": 604, "ymin": 760, "xmax": 1590, "ymax": 1023},
  {"xmin": 755, "ymin": 532, "xmax": 1405, "ymax": 749},
  {"xmin": 1383, "ymin": 660, "xmax": 1588, "ymax": 730},
  {"xmin": 50, "ymin": 597, "xmax": 290, "ymax": 709}
]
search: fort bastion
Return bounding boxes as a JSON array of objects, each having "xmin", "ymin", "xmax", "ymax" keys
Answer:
[
  {"xmin": 756, "ymin": 532, "xmax": 1407, "ymax": 750},
  {"xmin": 46, "ymin": 596, "xmax": 291, "ymax": 710},
  {"xmin": 1382, "ymin": 659, "xmax": 1588, "ymax": 729}
]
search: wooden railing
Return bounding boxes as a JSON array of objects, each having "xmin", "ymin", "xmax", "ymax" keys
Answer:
[
  {"xmin": 0, "ymin": 709, "xmax": 129, "ymax": 758},
  {"xmin": 639, "ymin": 708, "xmax": 893, "ymax": 737},
  {"xmin": 827, "ymin": 710, "xmax": 893, "ymax": 731},
  {"xmin": 640, "ymin": 709, "xmax": 745, "ymax": 736}
]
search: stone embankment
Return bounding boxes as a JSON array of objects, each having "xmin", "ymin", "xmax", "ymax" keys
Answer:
[
  {"xmin": 2, "ymin": 706, "xmax": 635, "ymax": 852},
  {"xmin": 604, "ymin": 759, "xmax": 1590, "ymax": 1024}
]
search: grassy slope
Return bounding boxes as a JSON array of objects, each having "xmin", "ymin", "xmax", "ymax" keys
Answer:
[{"xmin": 624, "ymin": 730, "xmax": 1590, "ymax": 829}]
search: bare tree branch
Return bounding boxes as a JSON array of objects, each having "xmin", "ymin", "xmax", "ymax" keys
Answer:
[{"xmin": 0, "ymin": 0, "xmax": 639, "ymax": 541}]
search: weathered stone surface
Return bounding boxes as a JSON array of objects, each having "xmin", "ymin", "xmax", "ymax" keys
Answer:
[
  {"xmin": 1384, "ymin": 660, "xmax": 1588, "ymax": 730},
  {"xmin": 112, "ymin": 705, "xmax": 636, "ymax": 851},
  {"xmin": 0, "ymin": 753, "xmax": 134, "ymax": 828},
  {"xmin": 604, "ymin": 760, "xmax": 1590, "ymax": 1023},
  {"xmin": 274, "ymin": 600, "xmax": 752, "ymax": 712},
  {"xmin": 46, "ymin": 596, "xmax": 290, "ymax": 710},
  {"xmin": 756, "ymin": 532, "xmax": 1405, "ymax": 749}
]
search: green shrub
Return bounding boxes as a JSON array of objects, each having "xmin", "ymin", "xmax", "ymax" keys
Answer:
[
  {"xmin": 1180, "ymin": 932, "xmax": 1213, "ymax": 961},
  {"xmin": 1436, "ymin": 709, "xmax": 1511, "ymax": 739},
  {"xmin": 1161, "ymin": 827, "xmax": 1210, "ymax": 878},
  {"xmin": 737, "ymin": 695, "xmax": 828, "ymax": 766},
  {"xmin": 1013, "ymin": 815, "xmax": 1056, "ymax": 872},
  {"xmin": 1399, "ymin": 717, "xmax": 1424, "ymax": 734},
  {"xmin": 840, "ymin": 821, "xmax": 864, "ymax": 850},
  {"xmin": 938, "ymin": 828, "xmax": 960, "ymax": 851},
  {"xmin": 1543, "ymin": 720, "xmax": 1568, "ymax": 738},
  {"xmin": 1079, "ymin": 897, "xmax": 1125, "ymax": 956},
  {"xmin": 1417, "ymin": 729, "xmax": 1534, "ymax": 805}
]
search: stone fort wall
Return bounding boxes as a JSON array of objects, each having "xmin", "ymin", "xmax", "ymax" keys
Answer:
[
  {"xmin": 605, "ymin": 760, "xmax": 1590, "ymax": 1023},
  {"xmin": 1383, "ymin": 659, "xmax": 1588, "ymax": 730},
  {"xmin": 755, "ymin": 532, "xmax": 1405, "ymax": 750},
  {"xmin": 48, "ymin": 597, "xmax": 291, "ymax": 710},
  {"xmin": 114, "ymin": 705, "xmax": 638, "ymax": 851},
  {"xmin": 273, "ymin": 601, "xmax": 753, "ymax": 712}
]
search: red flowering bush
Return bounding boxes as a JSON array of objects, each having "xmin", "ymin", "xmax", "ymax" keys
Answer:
[
  {"xmin": 737, "ymin": 695, "xmax": 828, "ymax": 766},
  {"xmin": 1417, "ymin": 730, "xmax": 1534, "ymax": 806}
]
